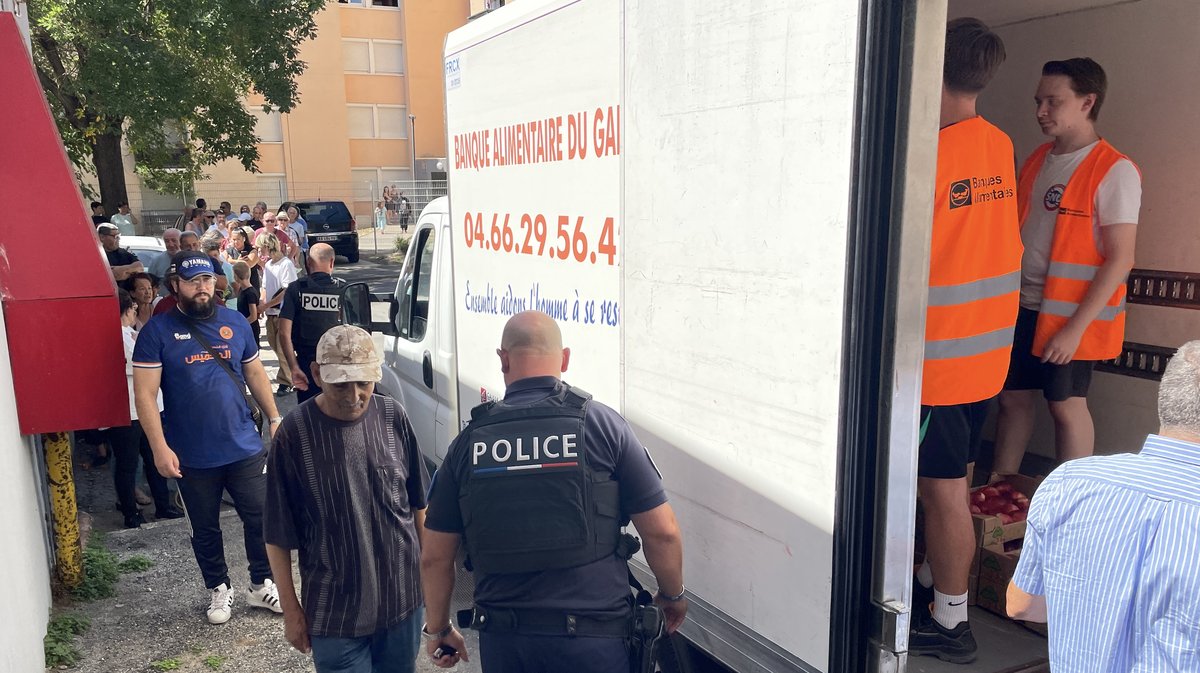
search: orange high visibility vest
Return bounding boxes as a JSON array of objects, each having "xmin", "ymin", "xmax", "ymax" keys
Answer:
[
  {"xmin": 1016, "ymin": 140, "xmax": 1135, "ymax": 361},
  {"xmin": 923, "ymin": 117, "xmax": 1023, "ymax": 406}
]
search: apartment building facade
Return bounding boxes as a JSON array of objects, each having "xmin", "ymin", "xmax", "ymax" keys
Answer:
[{"xmin": 121, "ymin": 0, "xmax": 468, "ymax": 222}]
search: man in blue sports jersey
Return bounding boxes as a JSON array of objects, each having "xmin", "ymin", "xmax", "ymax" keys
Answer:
[{"xmin": 133, "ymin": 251, "xmax": 286, "ymax": 626}]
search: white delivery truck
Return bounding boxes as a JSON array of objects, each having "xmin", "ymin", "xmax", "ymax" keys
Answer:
[{"xmin": 340, "ymin": 0, "xmax": 1200, "ymax": 671}]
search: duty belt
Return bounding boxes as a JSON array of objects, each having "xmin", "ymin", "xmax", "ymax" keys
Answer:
[{"xmin": 456, "ymin": 606, "xmax": 630, "ymax": 638}]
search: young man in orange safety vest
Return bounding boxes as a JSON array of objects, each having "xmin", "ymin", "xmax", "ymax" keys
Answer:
[
  {"xmin": 910, "ymin": 18, "xmax": 1023, "ymax": 664},
  {"xmin": 992, "ymin": 58, "xmax": 1141, "ymax": 480}
]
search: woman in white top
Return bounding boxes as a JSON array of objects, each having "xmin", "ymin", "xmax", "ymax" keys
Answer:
[
  {"xmin": 103, "ymin": 289, "xmax": 183, "ymax": 528},
  {"xmin": 260, "ymin": 233, "xmax": 298, "ymax": 394}
]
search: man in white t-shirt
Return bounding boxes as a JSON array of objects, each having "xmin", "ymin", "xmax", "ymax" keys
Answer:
[{"xmin": 993, "ymin": 58, "xmax": 1141, "ymax": 479}]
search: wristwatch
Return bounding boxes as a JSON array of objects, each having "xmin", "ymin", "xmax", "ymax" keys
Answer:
[
  {"xmin": 269, "ymin": 416, "xmax": 284, "ymax": 426},
  {"xmin": 658, "ymin": 586, "xmax": 687, "ymax": 602},
  {"xmin": 421, "ymin": 623, "xmax": 453, "ymax": 641}
]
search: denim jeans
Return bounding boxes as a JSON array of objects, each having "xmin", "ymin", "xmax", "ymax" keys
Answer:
[{"xmin": 310, "ymin": 608, "xmax": 423, "ymax": 673}]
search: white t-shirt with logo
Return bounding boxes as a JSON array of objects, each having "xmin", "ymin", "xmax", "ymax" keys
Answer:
[{"xmin": 1019, "ymin": 141, "xmax": 1141, "ymax": 309}]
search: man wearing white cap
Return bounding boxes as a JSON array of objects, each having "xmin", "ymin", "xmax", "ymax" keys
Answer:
[{"xmin": 264, "ymin": 325, "xmax": 431, "ymax": 673}]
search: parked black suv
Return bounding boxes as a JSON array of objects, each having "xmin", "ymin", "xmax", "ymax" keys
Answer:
[{"xmin": 292, "ymin": 200, "xmax": 359, "ymax": 263}]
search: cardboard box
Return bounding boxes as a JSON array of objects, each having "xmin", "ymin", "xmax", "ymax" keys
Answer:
[
  {"xmin": 970, "ymin": 474, "xmax": 1041, "ymax": 547},
  {"xmin": 974, "ymin": 547, "xmax": 1016, "ymax": 616},
  {"xmin": 973, "ymin": 545, "xmax": 1047, "ymax": 637}
]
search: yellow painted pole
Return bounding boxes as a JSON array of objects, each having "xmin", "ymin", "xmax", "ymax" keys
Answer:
[{"xmin": 42, "ymin": 432, "xmax": 82, "ymax": 589}]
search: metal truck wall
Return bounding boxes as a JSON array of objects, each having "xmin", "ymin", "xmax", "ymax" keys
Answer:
[{"xmin": 621, "ymin": 2, "xmax": 861, "ymax": 670}]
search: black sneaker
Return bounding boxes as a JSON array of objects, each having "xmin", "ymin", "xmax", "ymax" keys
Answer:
[
  {"xmin": 909, "ymin": 617, "xmax": 977, "ymax": 664},
  {"xmin": 275, "ymin": 384, "xmax": 294, "ymax": 396},
  {"xmin": 155, "ymin": 506, "xmax": 185, "ymax": 520},
  {"xmin": 123, "ymin": 510, "xmax": 147, "ymax": 529}
]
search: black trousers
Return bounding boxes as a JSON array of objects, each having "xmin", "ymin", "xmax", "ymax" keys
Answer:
[
  {"xmin": 102, "ymin": 421, "xmax": 171, "ymax": 517},
  {"xmin": 478, "ymin": 632, "xmax": 629, "ymax": 673},
  {"xmin": 176, "ymin": 450, "xmax": 272, "ymax": 589}
]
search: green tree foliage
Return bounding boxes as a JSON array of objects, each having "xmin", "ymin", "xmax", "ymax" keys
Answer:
[{"xmin": 28, "ymin": 0, "xmax": 323, "ymax": 211}]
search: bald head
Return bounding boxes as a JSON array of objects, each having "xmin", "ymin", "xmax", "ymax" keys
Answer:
[
  {"xmin": 308, "ymin": 243, "xmax": 336, "ymax": 272},
  {"xmin": 497, "ymin": 311, "xmax": 569, "ymax": 385}
]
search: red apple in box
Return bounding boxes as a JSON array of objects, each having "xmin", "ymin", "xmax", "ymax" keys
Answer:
[
  {"xmin": 1010, "ymin": 511, "xmax": 1027, "ymax": 523},
  {"xmin": 997, "ymin": 512, "xmax": 1014, "ymax": 524},
  {"xmin": 994, "ymin": 481, "xmax": 1014, "ymax": 494},
  {"xmin": 1003, "ymin": 502, "xmax": 1021, "ymax": 513},
  {"xmin": 969, "ymin": 505, "xmax": 982, "ymax": 515},
  {"xmin": 980, "ymin": 486, "xmax": 1001, "ymax": 498},
  {"xmin": 972, "ymin": 491, "xmax": 987, "ymax": 505}
]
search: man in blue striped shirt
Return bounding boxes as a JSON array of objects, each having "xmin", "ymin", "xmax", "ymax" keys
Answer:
[{"xmin": 1007, "ymin": 340, "xmax": 1200, "ymax": 672}]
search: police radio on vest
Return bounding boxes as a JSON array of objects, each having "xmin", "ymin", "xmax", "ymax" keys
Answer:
[
  {"xmin": 473, "ymin": 434, "xmax": 579, "ymax": 465},
  {"xmin": 302, "ymin": 294, "xmax": 340, "ymax": 311}
]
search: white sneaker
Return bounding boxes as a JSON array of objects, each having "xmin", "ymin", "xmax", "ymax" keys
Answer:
[
  {"xmin": 207, "ymin": 583, "xmax": 234, "ymax": 625},
  {"xmin": 246, "ymin": 578, "xmax": 283, "ymax": 614}
]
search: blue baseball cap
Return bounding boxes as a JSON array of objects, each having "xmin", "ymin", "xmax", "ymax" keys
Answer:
[{"xmin": 168, "ymin": 251, "xmax": 216, "ymax": 280}]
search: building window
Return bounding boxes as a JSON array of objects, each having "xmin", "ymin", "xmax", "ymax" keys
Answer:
[
  {"xmin": 372, "ymin": 41, "xmax": 404, "ymax": 74},
  {"xmin": 347, "ymin": 105, "xmax": 376, "ymax": 139},
  {"xmin": 347, "ymin": 105, "xmax": 408, "ymax": 140},
  {"xmin": 342, "ymin": 39, "xmax": 404, "ymax": 75},
  {"xmin": 377, "ymin": 106, "xmax": 408, "ymax": 139},
  {"xmin": 342, "ymin": 40, "xmax": 371, "ymax": 73},
  {"xmin": 251, "ymin": 108, "xmax": 283, "ymax": 143}
]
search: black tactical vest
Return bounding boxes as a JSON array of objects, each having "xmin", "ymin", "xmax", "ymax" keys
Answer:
[
  {"xmin": 293, "ymin": 275, "xmax": 346, "ymax": 354},
  {"xmin": 458, "ymin": 384, "xmax": 622, "ymax": 575}
]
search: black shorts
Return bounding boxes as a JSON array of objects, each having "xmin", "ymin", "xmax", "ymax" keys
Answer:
[
  {"xmin": 1003, "ymin": 307, "xmax": 1095, "ymax": 402},
  {"xmin": 917, "ymin": 400, "xmax": 990, "ymax": 479}
]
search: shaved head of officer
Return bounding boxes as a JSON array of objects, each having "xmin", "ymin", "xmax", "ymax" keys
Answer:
[
  {"xmin": 308, "ymin": 243, "xmax": 336, "ymax": 273},
  {"xmin": 497, "ymin": 310, "xmax": 571, "ymax": 383}
]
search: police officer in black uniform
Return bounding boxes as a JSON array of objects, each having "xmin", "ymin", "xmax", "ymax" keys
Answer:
[
  {"xmin": 278, "ymin": 243, "xmax": 346, "ymax": 403},
  {"xmin": 420, "ymin": 310, "xmax": 687, "ymax": 673}
]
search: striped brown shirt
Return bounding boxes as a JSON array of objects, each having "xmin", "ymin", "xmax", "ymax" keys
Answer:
[{"xmin": 264, "ymin": 395, "xmax": 429, "ymax": 638}]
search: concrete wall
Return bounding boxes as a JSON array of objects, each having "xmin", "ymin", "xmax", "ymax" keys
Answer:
[
  {"xmin": 0, "ymin": 302, "xmax": 53, "ymax": 673},
  {"xmin": 973, "ymin": 0, "xmax": 1200, "ymax": 456}
]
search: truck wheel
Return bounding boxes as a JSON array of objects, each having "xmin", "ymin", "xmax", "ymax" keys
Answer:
[{"xmin": 346, "ymin": 249, "xmax": 360, "ymax": 263}]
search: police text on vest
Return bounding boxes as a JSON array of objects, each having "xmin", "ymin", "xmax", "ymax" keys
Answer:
[{"xmin": 473, "ymin": 434, "xmax": 578, "ymax": 465}]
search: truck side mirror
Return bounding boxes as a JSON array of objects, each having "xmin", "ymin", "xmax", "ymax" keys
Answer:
[{"xmin": 340, "ymin": 282, "xmax": 398, "ymax": 336}]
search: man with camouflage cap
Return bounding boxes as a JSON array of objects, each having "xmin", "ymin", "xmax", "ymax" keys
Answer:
[{"xmin": 264, "ymin": 325, "xmax": 431, "ymax": 673}]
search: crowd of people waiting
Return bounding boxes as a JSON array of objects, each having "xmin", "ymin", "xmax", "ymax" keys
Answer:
[{"xmin": 91, "ymin": 196, "xmax": 315, "ymax": 528}]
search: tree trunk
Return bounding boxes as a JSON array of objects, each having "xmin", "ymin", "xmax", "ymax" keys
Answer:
[{"xmin": 91, "ymin": 126, "xmax": 128, "ymax": 217}]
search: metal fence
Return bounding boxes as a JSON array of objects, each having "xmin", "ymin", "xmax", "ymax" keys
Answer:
[{"xmin": 134, "ymin": 179, "xmax": 448, "ymax": 237}]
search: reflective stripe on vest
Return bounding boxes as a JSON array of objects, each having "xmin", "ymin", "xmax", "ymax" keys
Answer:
[
  {"xmin": 922, "ymin": 117, "xmax": 1022, "ymax": 406},
  {"xmin": 1016, "ymin": 140, "xmax": 1138, "ymax": 360},
  {"xmin": 1040, "ymin": 297, "xmax": 1126, "ymax": 322},
  {"xmin": 927, "ymin": 270, "xmax": 1021, "ymax": 307},
  {"xmin": 925, "ymin": 325, "xmax": 1016, "ymax": 361}
]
